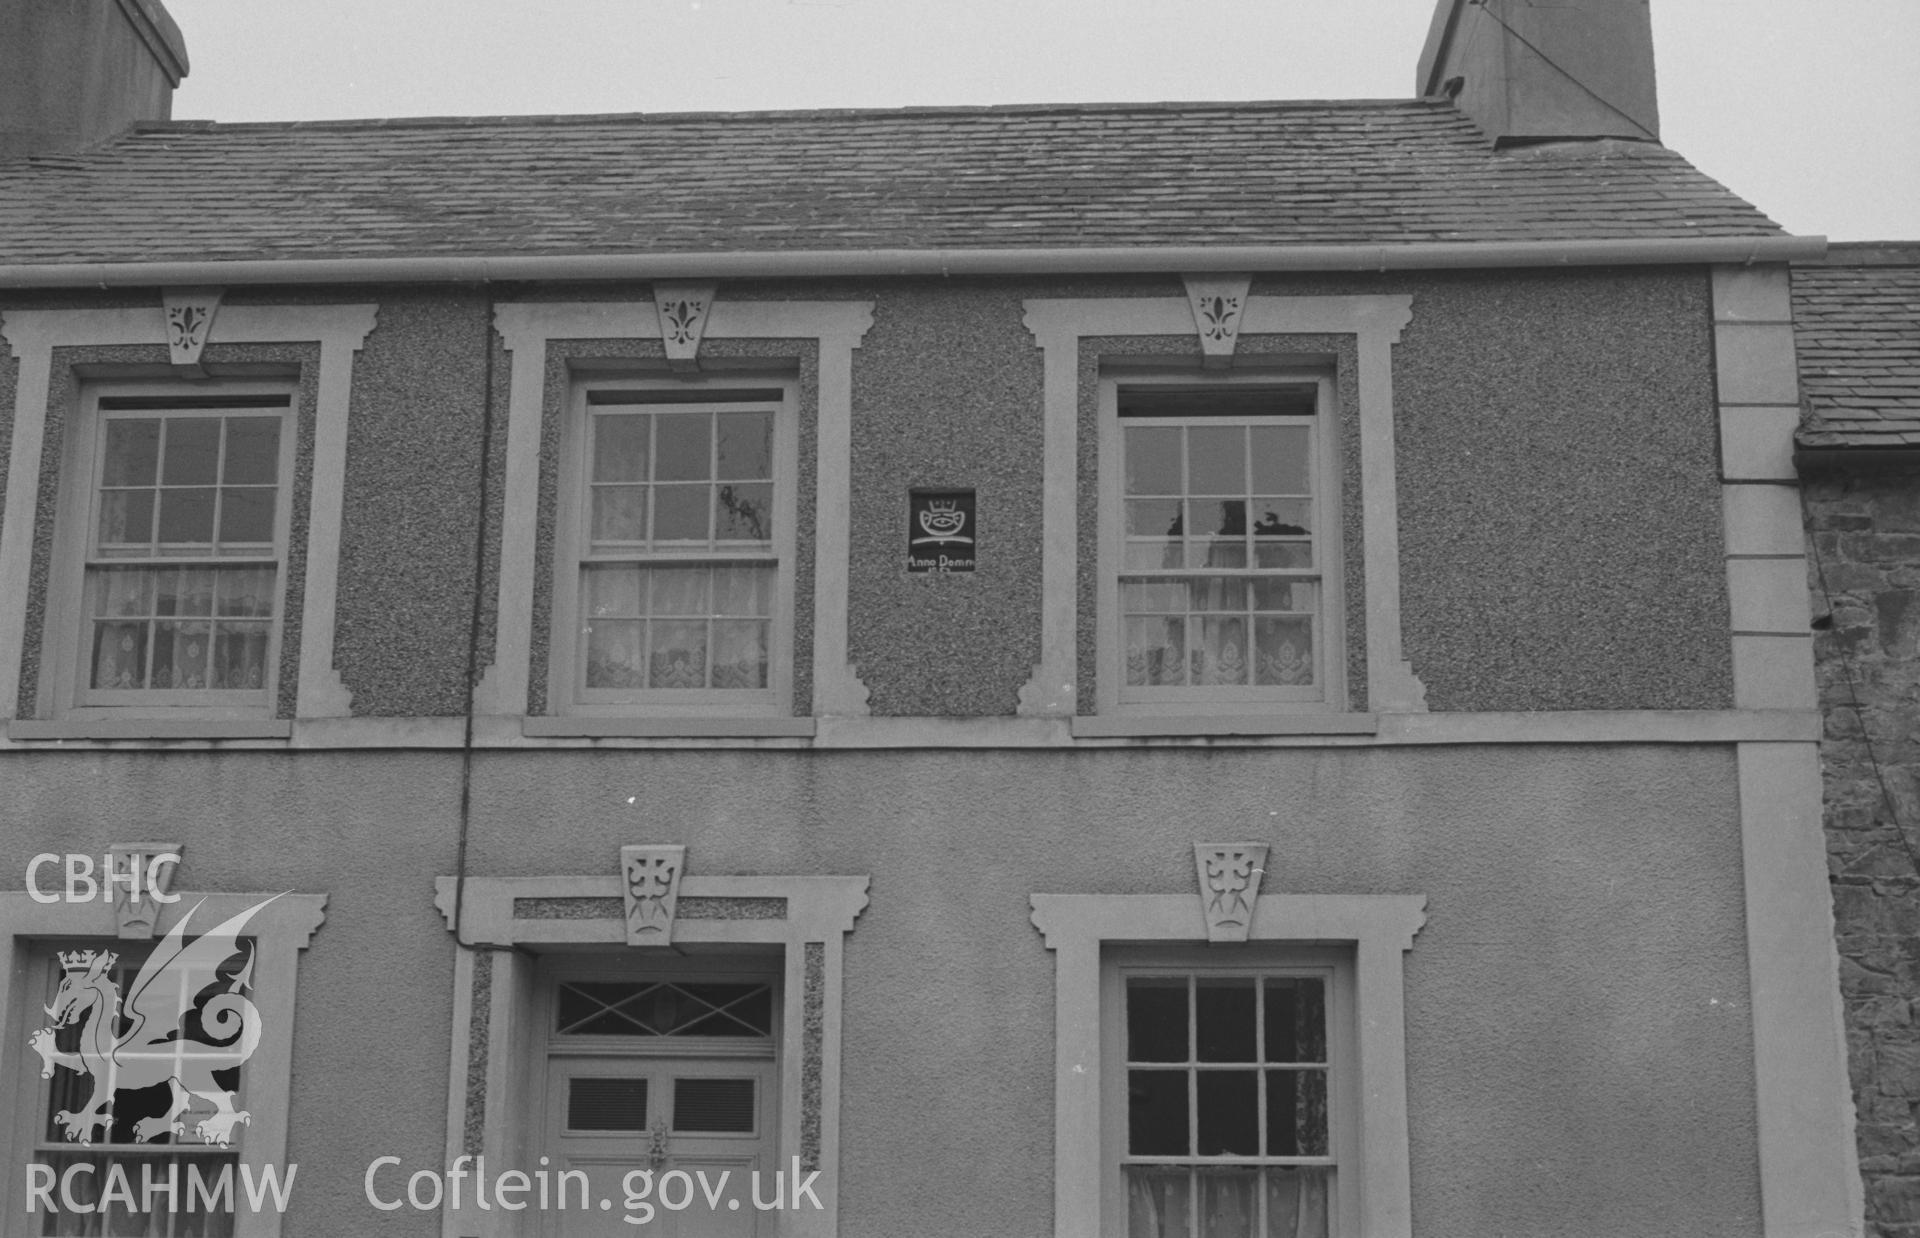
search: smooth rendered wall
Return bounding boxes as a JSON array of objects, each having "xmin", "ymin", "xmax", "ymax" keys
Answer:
[{"xmin": 0, "ymin": 744, "xmax": 1757, "ymax": 1236}]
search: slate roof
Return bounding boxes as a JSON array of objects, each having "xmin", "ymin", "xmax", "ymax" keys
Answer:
[
  {"xmin": 0, "ymin": 100, "xmax": 1780, "ymax": 267},
  {"xmin": 1795, "ymin": 245, "xmax": 1920, "ymax": 451}
]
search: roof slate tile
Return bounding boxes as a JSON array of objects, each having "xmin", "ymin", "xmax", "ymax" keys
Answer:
[{"xmin": 0, "ymin": 100, "xmax": 1777, "ymax": 266}]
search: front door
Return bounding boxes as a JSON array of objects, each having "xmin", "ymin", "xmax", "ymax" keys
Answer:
[{"xmin": 539, "ymin": 970, "xmax": 780, "ymax": 1238}]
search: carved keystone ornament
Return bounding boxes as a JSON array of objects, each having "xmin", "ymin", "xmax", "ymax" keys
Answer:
[
  {"xmin": 109, "ymin": 842, "xmax": 182, "ymax": 939},
  {"xmin": 1181, "ymin": 274, "xmax": 1253, "ymax": 368},
  {"xmin": 652, "ymin": 282, "xmax": 718, "ymax": 372},
  {"xmin": 161, "ymin": 287, "xmax": 223, "ymax": 374},
  {"xmin": 621, "ymin": 844, "xmax": 686, "ymax": 946},
  {"xmin": 1195, "ymin": 842, "xmax": 1268, "ymax": 942}
]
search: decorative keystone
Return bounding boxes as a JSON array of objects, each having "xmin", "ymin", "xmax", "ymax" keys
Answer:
[
  {"xmin": 161, "ymin": 288, "xmax": 223, "ymax": 374},
  {"xmin": 622, "ymin": 844, "xmax": 686, "ymax": 946},
  {"xmin": 1195, "ymin": 842, "xmax": 1268, "ymax": 942},
  {"xmin": 653, "ymin": 282, "xmax": 718, "ymax": 372},
  {"xmin": 109, "ymin": 842, "xmax": 182, "ymax": 939},
  {"xmin": 1181, "ymin": 274, "xmax": 1253, "ymax": 368}
]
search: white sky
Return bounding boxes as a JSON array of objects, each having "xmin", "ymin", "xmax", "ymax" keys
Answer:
[{"xmin": 163, "ymin": 0, "xmax": 1919, "ymax": 242}]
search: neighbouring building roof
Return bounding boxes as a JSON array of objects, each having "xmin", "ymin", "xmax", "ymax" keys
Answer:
[
  {"xmin": 0, "ymin": 100, "xmax": 1781, "ymax": 267},
  {"xmin": 1795, "ymin": 244, "xmax": 1920, "ymax": 451}
]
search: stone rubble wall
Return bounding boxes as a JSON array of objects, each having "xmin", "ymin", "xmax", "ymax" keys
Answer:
[{"xmin": 1806, "ymin": 467, "xmax": 1920, "ymax": 1235}]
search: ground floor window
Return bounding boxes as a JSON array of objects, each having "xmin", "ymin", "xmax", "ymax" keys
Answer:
[{"xmin": 1110, "ymin": 951, "xmax": 1350, "ymax": 1238}]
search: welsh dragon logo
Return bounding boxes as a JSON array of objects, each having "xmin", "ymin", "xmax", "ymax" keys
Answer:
[{"xmin": 29, "ymin": 896, "xmax": 275, "ymax": 1147}]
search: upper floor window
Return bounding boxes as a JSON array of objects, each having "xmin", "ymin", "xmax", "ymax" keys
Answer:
[
  {"xmin": 51, "ymin": 387, "xmax": 295, "ymax": 718},
  {"xmin": 551, "ymin": 381, "xmax": 798, "ymax": 716},
  {"xmin": 1098, "ymin": 376, "xmax": 1344, "ymax": 714}
]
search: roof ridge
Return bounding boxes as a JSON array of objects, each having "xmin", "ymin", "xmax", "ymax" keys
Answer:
[{"xmin": 140, "ymin": 97, "xmax": 1456, "ymax": 134}]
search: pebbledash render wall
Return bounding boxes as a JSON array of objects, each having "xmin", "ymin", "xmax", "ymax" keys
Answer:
[
  {"xmin": 1806, "ymin": 467, "xmax": 1920, "ymax": 1232},
  {"xmin": 0, "ymin": 267, "xmax": 1737, "ymax": 718},
  {"xmin": 2, "ymin": 744, "xmax": 1761, "ymax": 1237}
]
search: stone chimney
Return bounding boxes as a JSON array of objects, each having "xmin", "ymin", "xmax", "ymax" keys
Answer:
[
  {"xmin": 1417, "ymin": 0, "xmax": 1659, "ymax": 145},
  {"xmin": 0, "ymin": 0, "xmax": 189, "ymax": 160}
]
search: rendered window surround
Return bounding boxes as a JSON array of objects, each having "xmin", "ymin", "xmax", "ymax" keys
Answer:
[
  {"xmin": 1030, "ymin": 892, "xmax": 1425, "ymax": 1238},
  {"xmin": 433, "ymin": 872, "xmax": 868, "ymax": 1238},
  {"xmin": 480, "ymin": 300, "xmax": 875, "ymax": 739},
  {"xmin": 550, "ymin": 380, "xmax": 801, "ymax": 718},
  {"xmin": 0, "ymin": 891, "xmax": 328, "ymax": 1238},
  {"xmin": 41, "ymin": 383, "xmax": 300, "ymax": 722},
  {"xmin": 1098, "ymin": 373, "xmax": 1348, "ymax": 715},
  {"xmin": 1019, "ymin": 295, "xmax": 1425, "ymax": 735},
  {"xmin": 0, "ymin": 305, "xmax": 379, "ymax": 740}
]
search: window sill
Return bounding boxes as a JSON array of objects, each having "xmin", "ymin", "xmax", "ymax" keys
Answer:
[
  {"xmin": 7, "ymin": 718, "xmax": 295, "ymax": 741},
  {"xmin": 1070, "ymin": 713, "xmax": 1380, "ymax": 738},
  {"xmin": 521, "ymin": 716, "xmax": 818, "ymax": 739}
]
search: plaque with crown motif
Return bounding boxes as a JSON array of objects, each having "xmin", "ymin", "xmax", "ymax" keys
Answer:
[{"xmin": 907, "ymin": 488, "xmax": 976, "ymax": 573}]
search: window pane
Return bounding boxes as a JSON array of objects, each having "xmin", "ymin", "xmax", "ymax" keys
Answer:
[
  {"xmin": 91, "ymin": 621, "xmax": 147, "ymax": 689},
  {"xmin": 102, "ymin": 419, "xmax": 161, "ymax": 486},
  {"xmin": 1126, "ymin": 426, "xmax": 1182, "ymax": 496},
  {"xmin": 1196, "ymin": 979, "xmax": 1257, "ymax": 1062},
  {"xmin": 1253, "ymin": 542, "xmax": 1313, "ymax": 570},
  {"xmin": 1196, "ymin": 1071, "xmax": 1259, "ymax": 1155},
  {"xmin": 157, "ymin": 568, "xmax": 215, "ymax": 617},
  {"xmin": 568, "ymin": 1078, "xmax": 649, "ymax": 1132},
  {"xmin": 674, "ymin": 1078, "xmax": 755, "ymax": 1133},
  {"xmin": 591, "ymin": 485, "xmax": 649, "ymax": 543},
  {"xmin": 1122, "ymin": 578, "xmax": 1188, "ymax": 615},
  {"xmin": 153, "ymin": 621, "xmax": 212, "ymax": 689},
  {"xmin": 161, "ymin": 418, "xmax": 220, "ymax": 485},
  {"xmin": 1264, "ymin": 979, "xmax": 1328, "ymax": 1064},
  {"xmin": 157, "ymin": 487, "xmax": 216, "ymax": 544},
  {"xmin": 1197, "ymin": 1167, "xmax": 1258, "ymax": 1238},
  {"xmin": 1126, "ymin": 617, "xmax": 1186, "ymax": 687},
  {"xmin": 212, "ymin": 622, "xmax": 271, "ymax": 689},
  {"xmin": 1187, "ymin": 426, "xmax": 1245, "ymax": 495},
  {"xmin": 1194, "ymin": 617, "xmax": 1250, "ymax": 686},
  {"xmin": 649, "ymin": 567, "xmax": 707, "ymax": 615},
  {"xmin": 1251, "ymin": 499, "xmax": 1311, "ymax": 537},
  {"xmin": 1197, "ymin": 499, "xmax": 1248, "ymax": 540},
  {"xmin": 96, "ymin": 490, "xmax": 155, "ymax": 550},
  {"xmin": 1254, "ymin": 618, "xmax": 1314, "ymax": 688},
  {"xmin": 1125, "ymin": 1166, "xmax": 1192, "ymax": 1238},
  {"xmin": 211, "ymin": 567, "xmax": 273, "ymax": 618},
  {"xmin": 653, "ymin": 484, "xmax": 709, "ymax": 541},
  {"xmin": 218, "ymin": 486, "xmax": 276, "ymax": 545},
  {"xmin": 716, "ymin": 412, "xmax": 773, "ymax": 480},
  {"xmin": 1128, "ymin": 979, "xmax": 1189, "ymax": 1062},
  {"xmin": 1128, "ymin": 1070, "xmax": 1190, "ymax": 1156},
  {"xmin": 716, "ymin": 482, "xmax": 773, "ymax": 542},
  {"xmin": 1252, "ymin": 580, "xmax": 1312, "ymax": 613},
  {"xmin": 711, "ymin": 621, "xmax": 769, "ymax": 689},
  {"xmin": 649, "ymin": 621, "xmax": 707, "ymax": 689},
  {"xmin": 584, "ymin": 620, "xmax": 644, "ymax": 688},
  {"xmin": 583, "ymin": 565, "xmax": 644, "ymax": 618},
  {"xmin": 1127, "ymin": 498, "xmax": 1184, "ymax": 539},
  {"xmin": 1191, "ymin": 578, "xmax": 1247, "ymax": 614},
  {"xmin": 594, "ymin": 414, "xmax": 651, "ymax": 483},
  {"xmin": 1250, "ymin": 425, "xmax": 1311, "ymax": 495},
  {"xmin": 1265, "ymin": 1168, "xmax": 1332, "ymax": 1238},
  {"xmin": 94, "ymin": 567, "xmax": 153, "ymax": 617},
  {"xmin": 222, "ymin": 417, "xmax": 281, "ymax": 485},
  {"xmin": 712, "ymin": 565, "xmax": 773, "ymax": 617},
  {"xmin": 1265, "ymin": 1070, "xmax": 1329, "ymax": 1157},
  {"xmin": 655, "ymin": 413, "xmax": 712, "ymax": 481}
]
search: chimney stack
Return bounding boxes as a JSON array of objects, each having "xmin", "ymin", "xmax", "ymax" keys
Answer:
[
  {"xmin": 0, "ymin": 0, "xmax": 189, "ymax": 160},
  {"xmin": 1417, "ymin": 0, "xmax": 1659, "ymax": 145}
]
